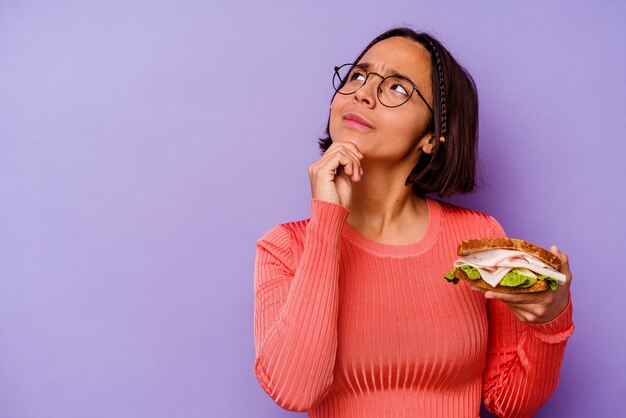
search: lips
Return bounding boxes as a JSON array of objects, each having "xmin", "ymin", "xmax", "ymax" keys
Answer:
[{"xmin": 343, "ymin": 112, "xmax": 374, "ymax": 129}]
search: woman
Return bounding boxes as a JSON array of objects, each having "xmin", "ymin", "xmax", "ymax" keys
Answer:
[{"xmin": 253, "ymin": 27, "xmax": 574, "ymax": 418}]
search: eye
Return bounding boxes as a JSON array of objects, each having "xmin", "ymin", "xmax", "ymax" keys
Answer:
[
  {"xmin": 390, "ymin": 82, "xmax": 408, "ymax": 96},
  {"xmin": 349, "ymin": 69, "xmax": 366, "ymax": 82}
]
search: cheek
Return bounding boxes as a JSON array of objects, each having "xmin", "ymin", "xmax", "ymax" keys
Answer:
[
  {"xmin": 383, "ymin": 112, "xmax": 424, "ymax": 142},
  {"xmin": 328, "ymin": 109, "xmax": 340, "ymax": 139},
  {"xmin": 388, "ymin": 108, "xmax": 429, "ymax": 140},
  {"xmin": 328, "ymin": 98, "xmax": 347, "ymax": 138}
]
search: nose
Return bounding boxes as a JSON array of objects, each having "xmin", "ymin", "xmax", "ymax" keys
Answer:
[{"xmin": 353, "ymin": 73, "xmax": 380, "ymax": 107}]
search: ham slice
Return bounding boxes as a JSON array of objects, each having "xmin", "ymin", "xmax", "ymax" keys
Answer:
[{"xmin": 453, "ymin": 249, "xmax": 567, "ymax": 288}]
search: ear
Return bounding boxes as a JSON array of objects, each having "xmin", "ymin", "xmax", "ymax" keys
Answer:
[{"xmin": 417, "ymin": 132, "xmax": 435, "ymax": 155}]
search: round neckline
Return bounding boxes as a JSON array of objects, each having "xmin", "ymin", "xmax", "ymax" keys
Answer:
[{"xmin": 341, "ymin": 196, "xmax": 442, "ymax": 258}]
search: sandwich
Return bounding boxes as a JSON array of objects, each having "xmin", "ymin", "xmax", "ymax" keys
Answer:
[{"xmin": 443, "ymin": 238, "xmax": 567, "ymax": 293}]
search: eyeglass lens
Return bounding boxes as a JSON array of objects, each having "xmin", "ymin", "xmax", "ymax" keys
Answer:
[{"xmin": 333, "ymin": 64, "xmax": 414, "ymax": 107}]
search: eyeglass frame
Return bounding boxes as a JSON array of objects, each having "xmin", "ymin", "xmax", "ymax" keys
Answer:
[{"xmin": 332, "ymin": 63, "xmax": 434, "ymax": 113}]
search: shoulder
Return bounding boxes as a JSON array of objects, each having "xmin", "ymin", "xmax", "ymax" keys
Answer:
[
  {"xmin": 435, "ymin": 198, "xmax": 493, "ymax": 223},
  {"xmin": 257, "ymin": 216, "xmax": 310, "ymax": 246},
  {"xmin": 432, "ymin": 197, "xmax": 506, "ymax": 238},
  {"xmin": 256, "ymin": 199, "xmax": 348, "ymax": 262},
  {"xmin": 255, "ymin": 217, "xmax": 310, "ymax": 262}
]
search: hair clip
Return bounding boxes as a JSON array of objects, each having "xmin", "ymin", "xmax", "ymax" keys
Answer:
[{"xmin": 439, "ymin": 136, "xmax": 446, "ymax": 143}]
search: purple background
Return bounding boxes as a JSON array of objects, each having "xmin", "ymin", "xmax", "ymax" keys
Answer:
[{"xmin": 1, "ymin": 1, "xmax": 624, "ymax": 417}]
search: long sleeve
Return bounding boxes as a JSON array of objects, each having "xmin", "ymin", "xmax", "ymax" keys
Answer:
[
  {"xmin": 482, "ymin": 216, "xmax": 575, "ymax": 418},
  {"xmin": 253, "ymin": 199, "xmax": 349, "ymax": 412}
]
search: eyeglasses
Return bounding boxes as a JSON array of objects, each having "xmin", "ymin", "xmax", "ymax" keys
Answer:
[{"xmin": 332, "ymin": 63, "xmax": 433, "ymax": 112}]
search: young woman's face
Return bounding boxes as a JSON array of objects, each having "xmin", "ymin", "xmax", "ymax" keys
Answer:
[{"xmin": 329, "ymin": 36, "xmax": 434, "ymax": 162}]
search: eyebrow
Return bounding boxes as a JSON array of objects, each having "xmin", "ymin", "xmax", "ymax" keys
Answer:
[{"xmin": 357, "ymin": 61, "xmax": 416, "ymax": 85}]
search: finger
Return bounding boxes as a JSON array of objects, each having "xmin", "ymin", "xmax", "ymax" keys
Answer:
[
  {"xmin": 324, "ymin": 144, "xmax": 363, "ymax": 168},
  {"xmin": 323, "ymin": 146, "xmax": 361, "ymax": 169},
  {"xmin": 333, "ymin": 150, "xmax": 362, "ymax": 181},
  {"xmin": 510, "ymin": 308, "xmax": 531, "ymax": 323},
  {"xmin": 517, "ymin": 310, "xmax": 544, "ymax": 324},
  {"xmin": 338, "ymin": 154, "xmax": 359, "ymax": 181},
  {"xmin": 336, "ymin": 147, "xmax": 364, "ymax": 177},
  {"xmin": 327, "ymin": 151, "xmax": 360, "ymax": 181},
  {"xmin": 550, "ymin": 245, "xmax": 571, "ymax": 277},
  {"xmin": 313, "ymin": 154, "xmax": 351, "ymax": 180},
  {"xmin": 549, "ymin": 245, "xmax": 559, "ymax": 257},
  {"xmin": 549, "ymin": 245, "xmax": 568, "ymax": 266},
  {"xmin": 499, "ymin": 300, "xmax": 546, "ymax": 316},
  {"xmin": 314, "ymin": 144, "xmax": 363, "ymax": 183},
  {"xmin": 484, "ymin": 290, "xmax": 544, "ymax": 305},
  {"xmin": 336, "ymin": 156, "xmax": 353, "ymax": 176},
  {"xmin": 328, "ymin": 141, "xmax": 364, "ymax": 159},
  {"xmin": 485, "ymin": 296, "xmax": 537, "ymax": 322}
]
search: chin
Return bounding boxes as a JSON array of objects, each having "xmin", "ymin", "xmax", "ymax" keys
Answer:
[
  {"xmin": 329, "ymin": 124, "xmax": 370, "ymax": 150},
  {"xmin": 332, "ymin": 136, "xmax": 364, "ymax": 148}
]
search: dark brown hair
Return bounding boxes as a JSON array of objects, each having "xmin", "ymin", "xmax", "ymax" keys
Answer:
[{"xmin": 318, "ymin": 27, "xmax": 479, "ymax": 197}]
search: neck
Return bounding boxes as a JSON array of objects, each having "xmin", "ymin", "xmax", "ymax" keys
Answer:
[{"xmin": 348, "ymin": 162, "xmax": 428, "ymax": 238}]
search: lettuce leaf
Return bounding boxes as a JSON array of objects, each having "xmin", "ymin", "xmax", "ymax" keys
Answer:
[
  {"xmin": 500, "ymin": 270, "xmax": 559, "ymax": 290},
  {"xmin": 443, "ymin": 265, "xmax": 480, "ymax": 284},
  {"xmin": 500, "ymin": 269, "xmax": 537, "ymax": 288},
  {"xmin": 443, "ymin": 267, "xmax": 459, "ymax": 284},
  {"xmin": 459, "ymin": 264, "xmax": 482, "ymax": 280},
  {"xmin": 537, "ymin": 275, "xmax": 559, "ymax": 291}
]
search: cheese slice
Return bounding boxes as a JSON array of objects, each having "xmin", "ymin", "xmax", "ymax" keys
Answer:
[{"xmin": 453, "ymin": 249, "xmax": 567, "ymax": 288}]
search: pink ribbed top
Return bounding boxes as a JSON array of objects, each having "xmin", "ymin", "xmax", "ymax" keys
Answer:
[{"xmin": 253, "ymin": 197, "xmax": 574, "ymax": 418}]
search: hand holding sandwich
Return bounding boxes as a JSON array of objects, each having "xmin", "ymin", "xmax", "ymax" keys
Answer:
[
  {"xmin": 476, "ymin": 245, "xmax": 571, "ymax": 324},
  {"xmin": 444, "ymin": 238, "xmax": 572, "ymax": 325}
]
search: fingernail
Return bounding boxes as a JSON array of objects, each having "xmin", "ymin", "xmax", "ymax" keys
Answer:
[
  {"xmin": 484, "ymin": 292, "xmax": 494, "ymax": 299},
  {"xmin": 360, "ymin": 167, "xmax": 364, "ymax": 175},
  {"xmin": 358, "ymin": 152, "xmax": 364, "ymax": 158}
]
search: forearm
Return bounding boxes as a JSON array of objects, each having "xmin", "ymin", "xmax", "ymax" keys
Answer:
[
  {"xmin": 483, "ymin": 296, "xmax": 574, "ymax": 417},
  {"xmin": 254, "ymin": 200, "xmax": 348, "ymax": 411}
]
